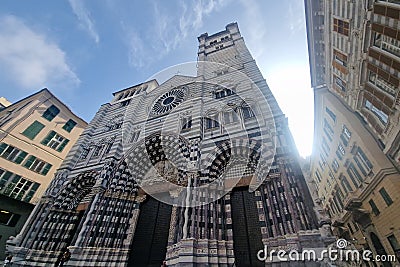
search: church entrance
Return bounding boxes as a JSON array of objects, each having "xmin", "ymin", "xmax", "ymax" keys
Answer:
[
  {"xmin": 128, "ymin": 196, "xmax": 172, "ymax": 267},
  {"xmin": 230, "ymin": 187, "xmax": 264, "ymax": 267}
]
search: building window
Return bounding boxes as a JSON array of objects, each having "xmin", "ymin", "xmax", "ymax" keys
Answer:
[
  {"xmin": 328, "ymin": 171, "xmax": 335, "ymax": 183},
  {"xmin": 0, "ymin": 170, "xmax": 13, "ymax": 190},
  {"xmin": 333, "ymin": 18, "xmax": 349, "ymax": 36},
  {"xmin": 387, "ymin": 235, "xmax": 400, "ymax": 259},
  {"xmin": 215, "ymin": 69, "xmax": 229, "ymax": 76},
  {"xmin": 347, "ymin": 163, "xmax": 363, "ymax": 188},
  {"xmin": 221, "ymin": 36, "xmax": 230, "ymax": 42},
  {"xmin": 334, "ymin": 75, "xmax": 346, "ymax": 92},
  {"xmin": 340, "ymin": 125, "xmax": 351, "ymax": 146},
  {"xmin": 242, "ymin": 105, "xmax": 255, "ymax": 119},
  {"xmin": 107, "ymin": 117, "xmax": 123, "ymax": 131},
  {"xmin": 80, "ymin": 147, "xmax": 90, "ymax": 160},
  {"xmin": 121, "ymin": 99, "xmax": 131, "ymax": 107},
  {"xmin": 332, "ymin": 159, "xmax": 339, "ymax": 173},
  {"xmin": 42, "ymin": 105, "xmax": 60, "ymax": 121},
  {"xmin": 340, "ymin": 175, "xmax": 353, "ymax": 194},
  {"xmin": 215, "ymin": 88, "xmax": 234, "ymax": 99},
  {"xmin": 23, "ymin": 156, "xmax": 52, "ymax": 175},
  {"xmin": 0, "ymin": 143, "xmax": 28, "ymax": 164},
  {"xmin": 325, "ymin": 107, "xmax": 336, "ymax": 122},
  {"xmin": 181, "ymin": 116, "xmax": 192, "ymax": 130},
  {"xmin": 0, "ymin": 169, "xmax": 40, "ymax": 202},
  {"xmin": 315, "ymin": 170, "xmax": 322, "ymax": 183},
  {"xmin": 333, "ymin": 49, "xmax": 348, "ymax": 67},
  {"xmin": 130, "ymin": 130, "xmax": 140, "ymax": 143},
  {"xmin": 354, "ymin": 147, "xmax": 373, "ymax": 176},
  {"xmin": 321, "ymin": 137, "xmax": 330, "ymax": 157},
  {"xmin": 41, "ymin": 131, "xmax": 70, "ymax": 152},
  {"xmin": 365, "ymin": 100, "xmax": 389, "ymax": 125},
  {"xmin": 91, "ymin": 145, "xmax": 104, "ymax": 158},
  {"xmin": 369, "ymin": 199, "xmax": 380, "ymax": 216},
  {"xmin": 104, "ymin": 143, "xmax": 113, "ymax": 155},
  {"xmin": 22, "ymin": 121, "xmax": 45, "ymax": 140},
  {"xmin": 379, "ymin": 187, "xmax": 393, "ymax": 206},
  {"xmin": 0, "ymin": 209, "xmax": 20, "ymax": 227},
  {"xmin": 320, "ymin": 153, "xmax": 327, "ymax": 166},
  {"xmin": 348, "ymin": 223, "xmax": 354, "ymax": 234},
  {"xmin": 205, "ymin": 114, "xmax": 219, "ymax": 129},
  {"xmin": 368, "ymin": 71, "xmax": 397, "ymax": 97},
  {"xmin": 323, "ymin": 119, "xmax": 334, "ymax": 142},
  {"xmin": 62, "ymin": 119, "xmax": 77, "ymax": 133},
  {"xmin": 373, "ymin": 32, "xmax": 400, "ymax": 58},
  {"xmin": 335, "ymin": 188, "xmax": 344, "ymax": 209},
  {"xmin": 223, "ymin": 109, "xmax": 239, "ymax": 124},
  {"xmin": 336, "ymin": 143, "xmax": 345, "ymax": 160}
]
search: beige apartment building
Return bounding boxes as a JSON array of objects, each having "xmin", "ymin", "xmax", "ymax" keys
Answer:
[
  {"xmin": 305, "ymin": 0, "xmax": 400, "ymax": 264},
  {"xmin": 0, "ymin": 88, "xmax": 87, "ymax": 259}
]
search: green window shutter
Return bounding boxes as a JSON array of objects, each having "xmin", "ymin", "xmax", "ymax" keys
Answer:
[
  {"xmin": 57, "ymin": 139, "xmax": 69, "ymax": 152},
  {"xmin": 369, "ymin": 199, "xmax": 380, "ymax": 215},
  {"xmin": 22, "ymin": 121, "xmax": 45, "ymax": 140},
  {"xmin": 42, "ymin": 105, "xmax": 60, "ymax": 121},
  {"xmin": 379, "ymin": 188, "xmax": 393, "ymax": 206},
  {"xmin": 62, "ymin": 119, "xmax": 77, "ymax": 132},
  {"xmin": 0, "ymin": 143, "xmax": 7, "ymax": 155},
  {"xmin": 12, "ymin": 175, "xmax": 21, "ymax": 183},
  {"xmin": 24, "ymin": 155, "xmax": 36, "ymax": 168},
  {"xmin": 23, "ymin": 194, "xmax": 32, "ymax": 202},
  {"xmin": 31, "ymin": 183, "xmax": 40, "ymax": 190},
  {"xmin": 0, "ymin": 171, "xmax": 13, "ymax": 187},
  {"xmin": 41, "ymin": 163, "xmax": 52, "ymax": 175},
  {"xmin": 41, "ymin": 131, "xmax": 56, "ymax": 145},
  {"xmin": 14, "ymin": 151, "xmax": 28, "ymax": 164}
]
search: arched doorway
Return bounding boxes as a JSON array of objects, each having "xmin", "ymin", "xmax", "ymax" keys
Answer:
[
  {"xmin": 128, "ymin": 196, "xmax": 172, "ymax": 267},
  {"xmin": 230, "ymin": 187, "xmax": 264, "ymax": 267}
]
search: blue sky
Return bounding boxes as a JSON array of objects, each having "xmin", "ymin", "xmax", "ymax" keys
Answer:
[{"xmin": 0, "ymin": 0, "xmax": 313, "ymax": 157}]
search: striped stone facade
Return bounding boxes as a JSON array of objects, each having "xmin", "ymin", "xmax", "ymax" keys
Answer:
[{"xmin": 9, "ymin": 23, "xmax": 324, "ymax": 266}]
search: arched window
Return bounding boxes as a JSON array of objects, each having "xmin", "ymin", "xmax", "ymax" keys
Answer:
[
  {"xmin": 223, "ymin": 108, "xmax": 239, "ymax": 124},
  {"xmin": 205, "ymin": 113, "xmax": 219, "ymax": 129},
  {"xmin": 181, "ymin": 116, "xmax": 192, "ymax": 130},
  {"xmin": 79, "ymin": 145, "xmax": 90, "ymax": 160},
  {"xmin": 106, "ymin": 116, "xmax": 123, "ymax": 131},
  {"xmin": 242, "ymin": 105, "xmax": 255, "ymax": 119},
  {"xmin": 91, "ymin": 144, "xmax": 104, "ymax": 158},
  {"xmin": 130, "ymin": 130, "xmax": 140, "ymax": 143},
  {"xmin": 215, "ymin": 88, "xmax": 235, "ymax": 99}
]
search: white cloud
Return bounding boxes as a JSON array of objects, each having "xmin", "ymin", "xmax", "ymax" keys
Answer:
[
  {"xmin": 124, "ymin": 0, "xmax": 229, "ymax": 69},
  {"xmin": 238, "ymin": 0, "xmax": 268, "ymax": 59},
  {"xmin": 0, "ymin": 15, "xmax": 80, "ymax": 90},
  {"xmin": 123, "ymin": 24, "xmax": 146, "ymax": 68},
  {"xmin": 179, "ymin": 0, "xmax": 228, "ymax": 39},
  {"xmin": 68, "ymin": 0, "xmax": 100, "ymax": 43},
  {"xmin": 287, "ymin": 0, "xmax": 306, "ymax": 35}
]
